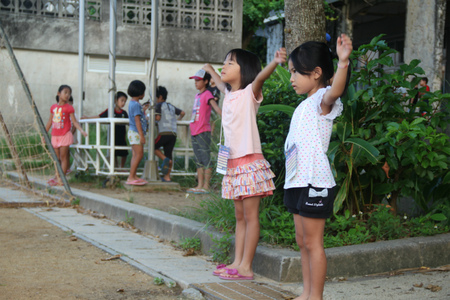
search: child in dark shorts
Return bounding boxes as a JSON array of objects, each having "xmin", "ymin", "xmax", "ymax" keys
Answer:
[
  {"xmin": 284, "ymin": 185, "xmax": 336, "ymax": 219},
  {"xmin": 283, "ymin": 34, "xmax": 353, "ymax": 299},
  {"xmin": 154, "ymin": 86, "xmax": 185, "ymax": 182},
  {"xmin": 82, "ymin": 92, "xmax": 129, "ymax": 168}
]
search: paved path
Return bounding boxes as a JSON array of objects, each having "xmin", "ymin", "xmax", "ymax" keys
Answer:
[{"xmin": 1, "ymin": 186, "xmax": 449, "ymax": 299}]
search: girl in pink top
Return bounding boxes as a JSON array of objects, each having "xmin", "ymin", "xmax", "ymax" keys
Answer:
[
  {"xmin": 44, "ymin": 85, "xmax": 87, "ymax": 186},
  {"xmin": 203, "ymin": 47, "xmax": 286, "ymax": 281}
]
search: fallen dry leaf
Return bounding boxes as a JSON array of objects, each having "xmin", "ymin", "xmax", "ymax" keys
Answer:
[
  {"xmin": 69, "ymin": 236, "xmax": 78, "ymax": 241},
  {"xmin": 425, "ymin": 284, "xmax": 442, "ymax": 292},
  {"xmin": 101, "ymin": 254, "xmax": 121, "ymax": 261},
  {"xmin": 413, "ymin": 283, "xmax": 423, "ymax": 288},
  {"xmin": 116, "ymin": 288, "xmax": 124, "ymax": 293},
  {"xmin": 382, "ymin": 161, "xmax": 390, "ymax": 178},
  {"xmin": 183, "ymin": 248, "xmax": 196, "ymax": 256}
]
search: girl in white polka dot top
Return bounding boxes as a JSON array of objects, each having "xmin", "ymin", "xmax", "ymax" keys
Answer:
[{"xmin": 284, "ymin": 34, "xmax": 353, "ymax": 300}]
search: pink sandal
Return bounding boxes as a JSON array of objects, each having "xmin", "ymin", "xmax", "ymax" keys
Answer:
[
  {"xmin": 212, "ymin": 264, "xmax": 228, "ymax": 276},
  {"xmin": 219, "ymin": 268, "xmax": 254, "ymax": 281}
]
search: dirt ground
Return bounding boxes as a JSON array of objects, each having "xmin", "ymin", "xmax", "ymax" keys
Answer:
[
  {"xmin": 0, "ymin": 176, "xmax": 216, "ymax": 300},
  {"xmin": 0, "ymin": 208, "xmax": 183, "ymax": 300}
]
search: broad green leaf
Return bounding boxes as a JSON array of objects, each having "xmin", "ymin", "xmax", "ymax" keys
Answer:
[
  {"xmin": 373, "ymin": 183, "xmax": 394, "ymax": 195},
  {"xmin": 430, "ymin": 213, "xmax": 447, "ymax": 221},
  {"xmin": 345, "ymin": 138, "xmax": 380, "ymax": 164},
  {"xmin": 333, "ymin": 175, "xmax": 351, "ymax": 214},
  {"xmin": 276, "ymin": 65, "xmax": 291, "ymax": 85},
  {"xmin": 258, "ymin": 104, "xmax": 294, "ymax": 117},
  {"xmin": 443, "ymin": 172, "xmax": 450, "ymax": 184}
]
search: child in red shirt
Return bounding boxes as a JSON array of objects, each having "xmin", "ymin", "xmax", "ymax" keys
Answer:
[{"xmin": 44, "ymin": 85, "xmax": 87, "ymax": 186}]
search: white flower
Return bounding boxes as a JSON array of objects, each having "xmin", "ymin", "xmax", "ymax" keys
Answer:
[
  {"xmin": 352, "ymin": 214, "xmax": 356, "ymax": 218},
  {"xmin": 359, "ymin": 211, "xmax": 363, "ymax": 215},
  {"xmin": 434, "ymin": 225, "xmax": 438, "ymax": 229},
  {"xmin": 403, "ymin": 215, "xmax": 407, "ymax": 220}
]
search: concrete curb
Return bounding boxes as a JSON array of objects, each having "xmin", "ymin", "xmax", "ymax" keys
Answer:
[{"xmin": 6, "ymin": 173, "xmax": 450, "ymax": 282}]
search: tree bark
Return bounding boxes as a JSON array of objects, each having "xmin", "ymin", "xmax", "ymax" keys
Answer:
[{"xmin": 284, "ymin": 0, "xmax": 326, "ymax": 54}]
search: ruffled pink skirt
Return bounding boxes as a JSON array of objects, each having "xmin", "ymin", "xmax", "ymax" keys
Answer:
[{"xmin": 222, "ymin": 153, "xmax": 275, "ymax": 200}]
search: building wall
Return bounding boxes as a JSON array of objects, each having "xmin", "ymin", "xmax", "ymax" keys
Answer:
[
  {"xmin": 0, "ymin": 0, "xmax": 242, "ymax": 62},
  {"xmin": 11, "ymin": 49, "xmax": 222, "ymax": 122},
  {"xmin": 0, "ymin": 0, "xmax": 239, "ymax": 125}
]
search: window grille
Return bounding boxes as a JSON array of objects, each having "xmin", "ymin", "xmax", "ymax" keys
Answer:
[
  {"xmin": 125, "ymin": 0, "xmax": 235, "ymax": 32},
  {"xmin": 0, "ymin": 0, "xmax": 235, "ymax": 31},
  {"xmin": 0, "ymin": 0, "xmax": 101, "ymax": 21}
]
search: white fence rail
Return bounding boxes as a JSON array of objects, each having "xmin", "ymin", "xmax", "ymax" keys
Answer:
[{"xmin": 71, "ymin": 118, "xmax": 195, "ymax": 177}]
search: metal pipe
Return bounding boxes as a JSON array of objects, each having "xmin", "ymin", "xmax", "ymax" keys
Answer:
[
  {"xmin": 78, "ymin": 0, "xmax": 85, "ymax": 146},
  {"xmin": 143, "ymin": 0, "xmax": 159, "ymax": 181},
  {"xmin": 108, "ymin": 0, "xmax": 117, "ymax": 174}
]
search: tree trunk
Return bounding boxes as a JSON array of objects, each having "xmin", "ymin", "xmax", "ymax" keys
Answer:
[{"xmin": 284, "ymin": 0, "xmax": 326, "ymax": 54}]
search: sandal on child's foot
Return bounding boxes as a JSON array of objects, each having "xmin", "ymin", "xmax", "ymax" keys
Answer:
[
  {"xmin": 219, "ymin": 269, "xmax": 254, "ymax": 281},
  {"xmin": 212, "ymin": 264, "xmax": 228, "ymax": 276}
]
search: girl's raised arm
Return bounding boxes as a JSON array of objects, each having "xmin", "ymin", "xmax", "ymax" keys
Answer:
[
  {"xmin": 203, "ymin": 64, "xmax": 227, "ymax": 94},
  {"xmin": 252, "ymin": 48, "xmax": 286, "ymax": 97},
  {"xmin": 323, "ymin": 34, "xmax": 353, "ymax": 106}
]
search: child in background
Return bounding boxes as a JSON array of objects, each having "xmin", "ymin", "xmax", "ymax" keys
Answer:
[
  {"xmin": 284, "ymin": 34, "xmax": 353, "ymax": 299},
  {"xmin": 44, "ymin": 85, "xmax": 87, "ymax": 186},
  {"xmin": 203, "ymin": 47, "xmax": 286, "ymax": 280},
  {"xmin": 82, "ymin": 92, "xmax": 129, "ymax": 169},
  {"xmin": 125, "ymin": 80, "xmax": 148, "ymax": 186},
  {"xmin": 154, "ymin": 86, "xmax": 185, "ymax": 182},
  {"xmin": 208, "ymin": 77, "xmax": 221, "ymax": 105},
  {"xmin": 419, "ymin": 77, "xmax": 430, "ymax": 97},
  {"xmin": 187, "ymin": 70, "xmax": 222, "ymax": 194},
  {"xmin": 208, "ymin": 77, "xmax": 222, "ymax": 135}
]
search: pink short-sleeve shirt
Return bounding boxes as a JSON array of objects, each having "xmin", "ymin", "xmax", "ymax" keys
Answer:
[{"xmin": 222, "ymin": 84, "xmax": 263, "ymax": 159}]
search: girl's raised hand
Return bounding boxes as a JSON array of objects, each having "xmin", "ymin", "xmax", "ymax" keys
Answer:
[
  {"xmin": 274, "ymin": 48, "xmax": 287, "ymax": 64},
  {"xmin": 202, "ymin": 63, "xmax": 214, "ymax": 73},
  {"xmin": 336, "ymin": 34, "xmax": 353, "ymax": 63}
]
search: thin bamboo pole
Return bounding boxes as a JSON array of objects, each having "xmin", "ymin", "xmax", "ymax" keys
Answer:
[{"xmin": 0, "ymin": 19, "xmax": 73, "ymax": 195}]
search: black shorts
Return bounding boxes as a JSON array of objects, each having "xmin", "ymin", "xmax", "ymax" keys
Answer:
[
  {"xmin": 155, "ymin": 134, "xmax": 176, "ymax": 160},
  {"xmin": 115, "ymin": 137, "xmax": 129, "ymax": 157},
  {"xmin": 284, "ymin": 185, "xmax": 335, "ymax": 219}
]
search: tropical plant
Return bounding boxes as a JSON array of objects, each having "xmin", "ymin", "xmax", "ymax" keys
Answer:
[
  {"xmin": 258, "ymin": 35, "xmax": 450, "ymax": 218},
  {"xmin": 335, "ymin": 35, "xmax": 450, "ymax": 215}
]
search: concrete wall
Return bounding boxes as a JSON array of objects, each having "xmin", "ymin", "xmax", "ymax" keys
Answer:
[
  {"xmin": 404, "ymin": 0, "xmax": 446, "ymax": 93},
  {"xmin": 0, "ymin": 0, "xmax": 240, "ymax": 125},
  {"xmin": 11, "ymin": 49, "xmax": 222, "ymax": 122},
  {"xmin": 0, "ymin": 1, "xmax": 242, "ymax": 63}
]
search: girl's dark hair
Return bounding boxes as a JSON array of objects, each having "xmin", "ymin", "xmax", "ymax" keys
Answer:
[
  {"xmin": 55, "ymin": 84, "xmax": 72, "ymax": 102},
  {"xmin": 127, "ymin": 80, "xmax": 146, "ymax": 97},
  {"xmin": 290, "ymin": 41, "xmax": 351, "ymax": 95},
  {"xmin": 115, "ymin": 91, "xmax": 128, "ymax": 101},
  {"xmin": 225, "ymin": 49, "xmax": 261, "ymax": 91},
  {"xmin": 203, "ymin": 72, "xmax": 211, "ymax": 88}
]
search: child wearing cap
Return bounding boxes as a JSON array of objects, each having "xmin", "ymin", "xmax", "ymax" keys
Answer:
[{"xmin": 187, "ymin": 69, "xmax": 222, "ymax": 194}]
